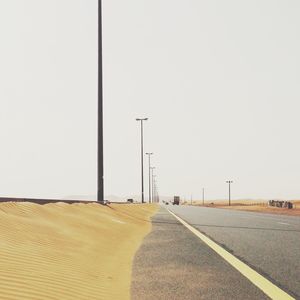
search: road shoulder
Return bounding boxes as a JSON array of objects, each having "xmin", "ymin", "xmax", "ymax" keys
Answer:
[{"xmin": 131, "ymin": 207, "xmax": 268, "ymax": 300}]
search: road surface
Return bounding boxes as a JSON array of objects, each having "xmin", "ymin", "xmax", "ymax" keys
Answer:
[{"xmin": 131, "ymin": 205, "xmax": 299, "ymax": 299}]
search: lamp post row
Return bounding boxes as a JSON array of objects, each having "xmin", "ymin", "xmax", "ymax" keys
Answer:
[
  {"xmin": 99, "ymin": 1, "xmax": 227, "ymax": 204},
  {"xmin": 98, "ymin": 0, "xmax": 157, "ymax": 204},
  {"xmin": 135, "ymin": 120, "xmax": 231, "ymax": 205},
  {"xmin": 101, "ymin": 0, "xmax": 227, "ymax": 205},
  {"xmin": 136, "ymin": 118, "xmax": 159, "ymax": 204}
]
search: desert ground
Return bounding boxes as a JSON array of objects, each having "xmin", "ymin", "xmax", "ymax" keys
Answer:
[
  {"xmin": 0, "ymin": 202, "xmax": 158, "ymax": 300},
  {"xmin": 184, "ymin": 200, "xmax": 300, "ymax": 216}
]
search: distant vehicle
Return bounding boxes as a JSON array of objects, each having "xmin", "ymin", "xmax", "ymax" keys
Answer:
[
  {"xmin": 127, "ymin": 199, "xmax": 134, "ymax": 203},
  {"xmin": 173, "ymin": 196, "xmax": 180, "ymax": 205}
]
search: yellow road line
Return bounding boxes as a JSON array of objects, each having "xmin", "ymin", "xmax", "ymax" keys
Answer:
[{"xmin": 168, "ymin": 209, "xmax": 295, "ymax": 300}]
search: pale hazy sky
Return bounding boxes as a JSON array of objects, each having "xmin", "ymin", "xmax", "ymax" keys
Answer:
[{"xmin": 1, "ymin": 1, "xmax": 300, "ymax": 200}]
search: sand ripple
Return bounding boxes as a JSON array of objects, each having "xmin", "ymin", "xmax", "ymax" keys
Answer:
[{"xmin": 0, "ymin": 202, "xmax": 157, "ymax": 300}]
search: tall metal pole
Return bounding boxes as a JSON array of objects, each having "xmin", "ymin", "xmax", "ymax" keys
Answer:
[
  {"xmin": 155, "ymin": 182, "xmax": 159, "ymax": 203},
  {"xmin": 151, "ymin": 168, "xmax": 155, "ymax": 203},
  {"xmin": 226, "ymin": 180, "xmax": 233, "ymax": 206},
  {"xmin": 154, "ymin": 180, "xmax": 157, "ymax": 203},
  {"xmin": 229, "ymin": 183, "xmax": 231, "ymax": 206},
  {"xmin": 98, "ymin": 0, "xmax": 104, "ymax": 202},
  {"xmin": 202, "ymin": 188, "xmax": 205, "ymax": 206},
  {"xmin": 156, "ymin": 182, "xmax": 159, "ymax": 203},
  {"xmin": 146, "ymin": 153, "xmax": 153, "ymax": 203},
  {"xmin": 141, "ymin": 121, "xmax": 144, "ymax": 203},
  {"xmin": 136, "ymin": 118, "xmax": 148, "ymax": 203}
]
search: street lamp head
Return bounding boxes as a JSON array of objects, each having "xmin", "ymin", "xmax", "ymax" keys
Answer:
[
  {"xmin": 226, "ymin": 180, "xmax": 233, "ymax": 183},
  {"xmin": 136, "ymin": 118, "xmax": 148, "ymax": 121},
  {"xmin": 146, "ymin": 152, "xmax": 153, "ymax": 155}
]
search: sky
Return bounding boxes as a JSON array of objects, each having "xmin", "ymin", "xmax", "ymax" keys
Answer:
[{"xmin": 0, "ymin": 0, "xmax": 300, "ymax": 201}]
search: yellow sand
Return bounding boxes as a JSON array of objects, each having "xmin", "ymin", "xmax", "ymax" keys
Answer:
[{"xmin": 0, "ymin": 202, "xmax": 158, "ymax": 300}]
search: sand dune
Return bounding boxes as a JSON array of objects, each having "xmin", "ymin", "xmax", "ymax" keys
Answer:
[{"xmin": 0, "ymin": 202, "xmax": 157, "ymax": 300}]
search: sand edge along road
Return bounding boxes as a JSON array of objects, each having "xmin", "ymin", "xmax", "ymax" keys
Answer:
[{"xmin": 0, "ymin": 202, "xmax": 158, "ymax": 300}]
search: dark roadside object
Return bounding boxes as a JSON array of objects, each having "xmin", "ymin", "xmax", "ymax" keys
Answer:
[
  {"xmin": 127, "ymin": 199, "xmax": 134, "ymax": 203},
  {"xmin": 268, "ymin": 200, "xmax": 293, "ymax": 209}
]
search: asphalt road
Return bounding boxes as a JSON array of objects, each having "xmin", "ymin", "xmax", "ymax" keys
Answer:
[
  {"xmin": 167, "ymin": 205, "xmax": 300, "ymax": 298},
  {"xmin": 131, "ymin": 207, "xmax": 270, "ymax": 300}
]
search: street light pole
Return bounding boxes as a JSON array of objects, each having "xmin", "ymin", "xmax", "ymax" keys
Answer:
[
  {"xmin": 153, "ymin": 180, "xmax": 156, "ymax": 203},
  {"xmin": 202, "ymin": 188, "xmax": 205, "ymax": 206},
  {"xmin": 98, "ymin": 0, "xmax": 104, "ymax": 202},
  {"xmin": 154, "ymin": 179, "xmax": 158, "ymax": 203},
  {"xmin": 151, "ymin": 167, "xmax": 155, "ymax": 203},
  {"xmin": 226, "ymin": 180, "xmax": 233, "ymax": 206},
  {"xmin": 146, "ymin": 152, "xmax": 153, "ymax": 203},
  {"xmin": 155, "ymin": 181, "xmax": 159, "ymax": 203},
  {"xmin": 136, "ymin": 118, "xmax": 148, "ymax": 203}
]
